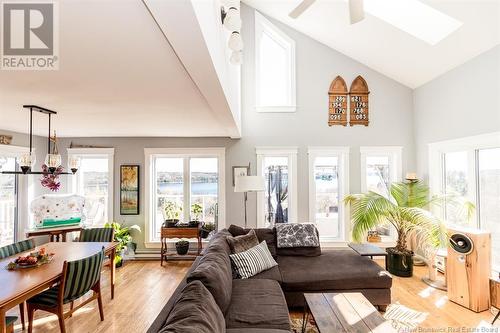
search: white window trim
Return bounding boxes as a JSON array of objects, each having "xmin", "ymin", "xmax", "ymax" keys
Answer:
[
  {"xmin": 67, "ymin": 148, "xmax": 115, "ymax": 227},
  {"xmin": 256, "ymin": 147, "xmax": 298, "ymax": 227},
  {"xmin": 428, "ymin": 132, "xmax": 500, "ymax": 274},
  {"xmin": 360, "ymin": 146, "xmax": 402, "ymax": 241},
  {"xmin": 144, "ymin": 148, "xmax": 226, "ymax": 249},
  {"xmin": 428, "ymin": 132, "xmax": 500, "ymax": 226},
  {"xmin": 308, "ymin": 147, "xmax": 350, "ymax": 243},
  {"xmin": 254, "ymin": 11, "xmax": 296, "ymax": 113},
  {"xmin": 0, "ymin": 145, "xmax": 32, "ymax": 240}
]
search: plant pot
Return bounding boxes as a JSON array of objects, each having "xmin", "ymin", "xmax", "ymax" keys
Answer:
[
  {"xmin": 188, "ymin": 220, "xmax": 199, "ymax": 228},
  {"xmin": 163, "ymin": 219, "xmax": 179, "ymax": 228},
  {"xmin": 386, "ymin": 248, "xmax": 413, "ymax": 277},
  {"xmin": 175, "ymin": 242, "xmax": 189, "ymax": 255},
  {"xmin": 200, "ymin": 228, "xmax": 211, "ymax": 239}
]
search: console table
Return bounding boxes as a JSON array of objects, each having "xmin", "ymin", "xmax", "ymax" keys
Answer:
[
  {"xmin": 160, "ymin": 226, "xmax": 202, "ymax": 266},
  {"xmin": 348, "ymin": 242, "xmax": 388, "ymax": 270},
  {"xmin": 302, "ymin": 293, "xmax": 395, "ymax": 333},
  {"xmin": 26, "ymin": 225, "xmax": 83, "ymax": 242}
]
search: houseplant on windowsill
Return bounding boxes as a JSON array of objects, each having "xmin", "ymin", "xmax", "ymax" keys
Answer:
[
  {"xmin": 104, "ymin": 222, "xmax": 141, "ymax": 267},
  {"xmin": 189, "ymin": 203, "xmax": 203, "ymax": 228},
  {"xmin": 175, "ymin": 239, "xmax": 190, "ymax": 255},
  {"xmin": 344, "ymin": 180, "xmax": 473, "ymax": 277},
  {"xmin": 162, "ymin": 201, "xmax": 182, "ymax": 227}
]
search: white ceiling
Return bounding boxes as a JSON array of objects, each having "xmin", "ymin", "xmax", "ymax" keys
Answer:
[
  {"xmin": 243, "ymin": 0, "xmax": 500, "ymax": 88},
  {"xmin": 0, "ymin": 0, "xmax": 239, "ymax": 138}
]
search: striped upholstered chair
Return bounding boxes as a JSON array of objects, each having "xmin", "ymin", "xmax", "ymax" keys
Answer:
[
  {"xmin": 27, "ymin": 249, "xmax": 105, "ymax": 333},
  {"xmin": 79, "ymin": 227, "xmax": 114, "ymax": 242},
  {"xmin": 0, "ymin": 238, "xmax": 35, "ymax": 330}
]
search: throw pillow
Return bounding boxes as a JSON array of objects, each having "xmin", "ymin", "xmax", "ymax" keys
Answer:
[
  {"xmin": 226, "ymin": 229, "xmax": 259, "ymax": 254},
  {"xmin": 230, "ymin": 241, "xmax": 278, "ymax": 279},
  {"xmin": 159, "ymin": 280, "xmax": 225, "ymax": 333},
  {"xmin": 228, "ymin": 224, "xmax": 278, "ymax": 257},
  {"xmin": 276, "ymin": 223, "xmax": 320, "ymax": 248}
]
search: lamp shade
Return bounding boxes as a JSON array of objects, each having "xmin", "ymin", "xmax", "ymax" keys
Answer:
[{"xmin": 235, "ymin": 175, "xmax": 265, "ymax": 193}]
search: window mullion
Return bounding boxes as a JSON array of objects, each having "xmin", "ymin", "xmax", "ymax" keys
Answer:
[{"xmin": 184, "ymin": 157, "xmax": 190, "ymax": 223}]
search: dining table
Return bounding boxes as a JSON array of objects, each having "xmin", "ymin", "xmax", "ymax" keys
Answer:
[{"xmin": 0, "ymin": 241, "xmax": 118, "ymax": 333}]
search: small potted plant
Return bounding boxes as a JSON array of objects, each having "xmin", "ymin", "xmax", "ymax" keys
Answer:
[
  {"xmin": 189, "ymin": 203, "xmax": 203, "ymax": 227},
  {"xmin": 104, "ymin": 222, "xmax": 141, "ymax": 267},
  {"xmin": 200, "ymin": 222, "xmax": 216, "ymax": 239},
  {"xmin": 163, "ymin": 201, "xmax": 182, "ymax": 227},
  {"xmin": 175, "ymin": 239, "xmax": 190, "ymax": 255}
]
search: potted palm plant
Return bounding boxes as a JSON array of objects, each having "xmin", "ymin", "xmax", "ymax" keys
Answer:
[{"xmin": 344, "ymin": 180, "xmax": 450, "ymax": 277}]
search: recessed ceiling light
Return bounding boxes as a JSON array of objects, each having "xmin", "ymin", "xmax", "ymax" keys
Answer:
[{"xmin": 364, "ymin": 0, "xmax": 463, "ymax": 45}]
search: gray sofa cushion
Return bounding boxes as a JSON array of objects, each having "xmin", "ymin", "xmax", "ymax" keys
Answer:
[
  {"xmin": 228, "ymin": 225, "xmax": 277, "ymax": 257},
  {"xmin": 187, "ymin": 250, "xmax": 233, "ymax": 313},
  {"xmin": 227, "ymin": 330, "xmax": 291, "ymax": 333},
  {"xmin": 249, "ymin": 265, "xmax": 282, "ymax": 283},
  {"xmin": 225, "ymin": 279, "xmax": 290, "ymax": 331},
  {"xmin": 277, "ymin": 249, "xmax": 392, "ymax": 291},
  {"xmin": 204, "ymin": 229, "xmax": 232, "ymax": 256},
  {"xmin": 227, "ymin": 229, "xmax": 259, "ymax": 253},
  {"xmin": 159, "ymin": 280, "xmax": 225, "ymax": 333}
]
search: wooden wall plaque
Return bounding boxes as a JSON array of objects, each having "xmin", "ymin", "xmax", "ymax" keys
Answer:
[
  {"xmin": 349, "ymin": 75, "xmax": 369, "ymax": 126},
  {"xmin": 328, "ymin": 76, "xmax": 348, "ymax": 126}
]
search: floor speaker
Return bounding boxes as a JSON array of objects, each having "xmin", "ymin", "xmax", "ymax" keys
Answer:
[{"xmin": 447, "ymin": 228, "xmax": 491, "ymax": 312}]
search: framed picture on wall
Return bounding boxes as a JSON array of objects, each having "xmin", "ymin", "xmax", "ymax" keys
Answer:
[
  {"xmin": 120, "ymin": 165, "xmax": 140, "ymax": 215},
  {"xmin": 232, "ymin": 165, "xmax": 250, "ymax": 186}
]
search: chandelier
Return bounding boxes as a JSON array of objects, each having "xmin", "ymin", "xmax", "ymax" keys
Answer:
[{"xmin": 1, "ymin": 105, "xmax": 80, "ymax": 175}]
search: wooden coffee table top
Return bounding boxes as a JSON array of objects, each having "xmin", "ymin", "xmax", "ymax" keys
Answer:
[{"xmin": 304, "ymin": 293, "xmax": 395, "ymax": 333}]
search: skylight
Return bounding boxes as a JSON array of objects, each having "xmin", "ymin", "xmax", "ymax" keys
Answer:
[{"xmin": 364, "ymin": 0, "xmax": 463, "ymax": 45}]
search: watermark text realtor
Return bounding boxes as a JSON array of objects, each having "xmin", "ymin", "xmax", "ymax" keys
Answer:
[{"xmin": 1, "ymin": 1, "xmax": 59, "ymax": 70}]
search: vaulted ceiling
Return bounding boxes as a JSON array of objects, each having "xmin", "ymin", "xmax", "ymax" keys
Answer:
[
  {"xmin": 244, "ymin": 0, "xmax": 500, "ymax": 88},
  {"xmin": 0, "ymin": 0, "xmax": 240, "ymax": 138}
]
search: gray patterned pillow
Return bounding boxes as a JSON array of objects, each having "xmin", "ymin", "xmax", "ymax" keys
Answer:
[{"xmin": 276, "ymin": 223, "xmax": 320, "ymax": 248}]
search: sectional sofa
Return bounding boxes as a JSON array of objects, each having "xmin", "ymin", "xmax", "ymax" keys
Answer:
[{"xmin": 148, "ymin": 225, "xmax": 392, "ymax": 332}]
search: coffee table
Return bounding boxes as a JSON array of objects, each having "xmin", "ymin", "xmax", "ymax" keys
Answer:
[
  {"xmin": 348, "ymin": 242, "xmax": 388, "ymax": 270},
  {"xmin": 302, "ymin": 293, "xmax": 395, "ymax": 333}
]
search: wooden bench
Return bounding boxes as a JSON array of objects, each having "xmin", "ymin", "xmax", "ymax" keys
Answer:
[{"xmin": 303, "ymin": 293, "xmax": 395, "ymax": 333}]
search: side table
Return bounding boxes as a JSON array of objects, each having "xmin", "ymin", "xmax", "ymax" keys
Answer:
[
  {"xmin": 160, "ymin": 226, "xmax": 202, "ymax": 266},
  {"xmin": 348, "ymin": 242, "xmax": 388, "ymax": 270}
]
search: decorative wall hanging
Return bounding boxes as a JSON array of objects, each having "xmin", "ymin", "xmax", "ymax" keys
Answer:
[
  {"xmin": 120, "ymin": 165, "xmax": 140, "ymax": 215},
  {"xmin": 328, "ymin": 76, "xmax": 348, "ymax": 126},
  {"xmin": 349, "ymin": 75, "xmax": 370, "ymax": 126},
  {"xmin": 232, "ymin": 164, "xmax": 250, "ymax": 186},
  {"xmin": 0, "ymin": 135, "xmax": 12, "ymax": 145}
]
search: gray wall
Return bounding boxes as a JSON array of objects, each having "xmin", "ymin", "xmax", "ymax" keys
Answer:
[
  {"xmin": 413, "ymin": 45, "xmax": 500, "ymax": 180},
  {"xmin": 1, "ymin": 6, "xmax": 416, "ymax": 251}
]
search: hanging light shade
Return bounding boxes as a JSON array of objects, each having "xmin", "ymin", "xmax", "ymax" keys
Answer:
[
  {"xmin": 230, "ymin": 51, "xmax": 242, "ymax": 65},
  {"xmin": 19, "ymin": 152, "xmax": 36, "ymax": 174},
  {"xmin": 228, "ymin": 32, "xmax": 243, "ymax": 51},
  {"xmin": 223, "ymin": 7, "xmax": 241, "ymax": 32},
  {"xmin": 45, "ymin": 153, "xmax": 62, "ymax": 173},
  {"xmin": 68, "ymin": 156, "xmax": 81, "ymax": 174}
]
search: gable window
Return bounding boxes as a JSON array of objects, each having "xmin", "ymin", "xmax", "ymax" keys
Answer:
[
  {"xmin": 144, "ymin": 148, "xmax": 225, "ymax": 247},
  {"xmin": 429, "ymin": 132, "xmax": 500, "ymax": 271},
  {"xmin": 360, "ymin": 146, "xmax": 402, "ymax": 239},
  {"xmin": 308, "ymin": 147, "xmax": 349, "ymax": 241},
  {"xmin": 256, "ymin": 147, "xmax": 297, "ymax": 227},
  {"xmin": 68, "ymin": 148, "xmax": 114, "ymax": 227},
  {"xmin": 255, "ymin": 11, "xmax": 296, "ymax": 112}
]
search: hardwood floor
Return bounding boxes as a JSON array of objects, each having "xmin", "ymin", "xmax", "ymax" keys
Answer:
[{"xmin": 7, "ymin": 259, "xmax": 500, "ymax": 332}]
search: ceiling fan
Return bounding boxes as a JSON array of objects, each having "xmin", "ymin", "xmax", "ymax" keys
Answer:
[{"xmin": 289, "ymin": 0, "xmax": 365, "ymax": 24}]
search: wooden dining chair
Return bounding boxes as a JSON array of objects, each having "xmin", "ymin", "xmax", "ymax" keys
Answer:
[
  {"xmin": 5, "ymin": 316, "xmax": 17, "ymax": 333},
  {"xmin": 79, "ymin": 227, "xmax": 114, "ymax": 242},
  {"xmin": 26, "ymin": 249, "xmax": 105, "ymax": 333},
  {"xmin": 0, "ymin": 238, "xmax": 35, "ymax": 330}
]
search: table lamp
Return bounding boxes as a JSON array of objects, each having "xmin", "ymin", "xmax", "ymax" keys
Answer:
[{"xmin": 234, "ymin": 175, "xmax": 265, "ymax": 228}]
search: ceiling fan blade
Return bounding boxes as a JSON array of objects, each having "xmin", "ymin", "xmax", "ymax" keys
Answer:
[
  {"xmin": 289, "ymin": 0, "xmax": 316, "ymax": 19},
  {"xmin": 349, "ymin": 0, "xmax": 365, "ymax": 24}
]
